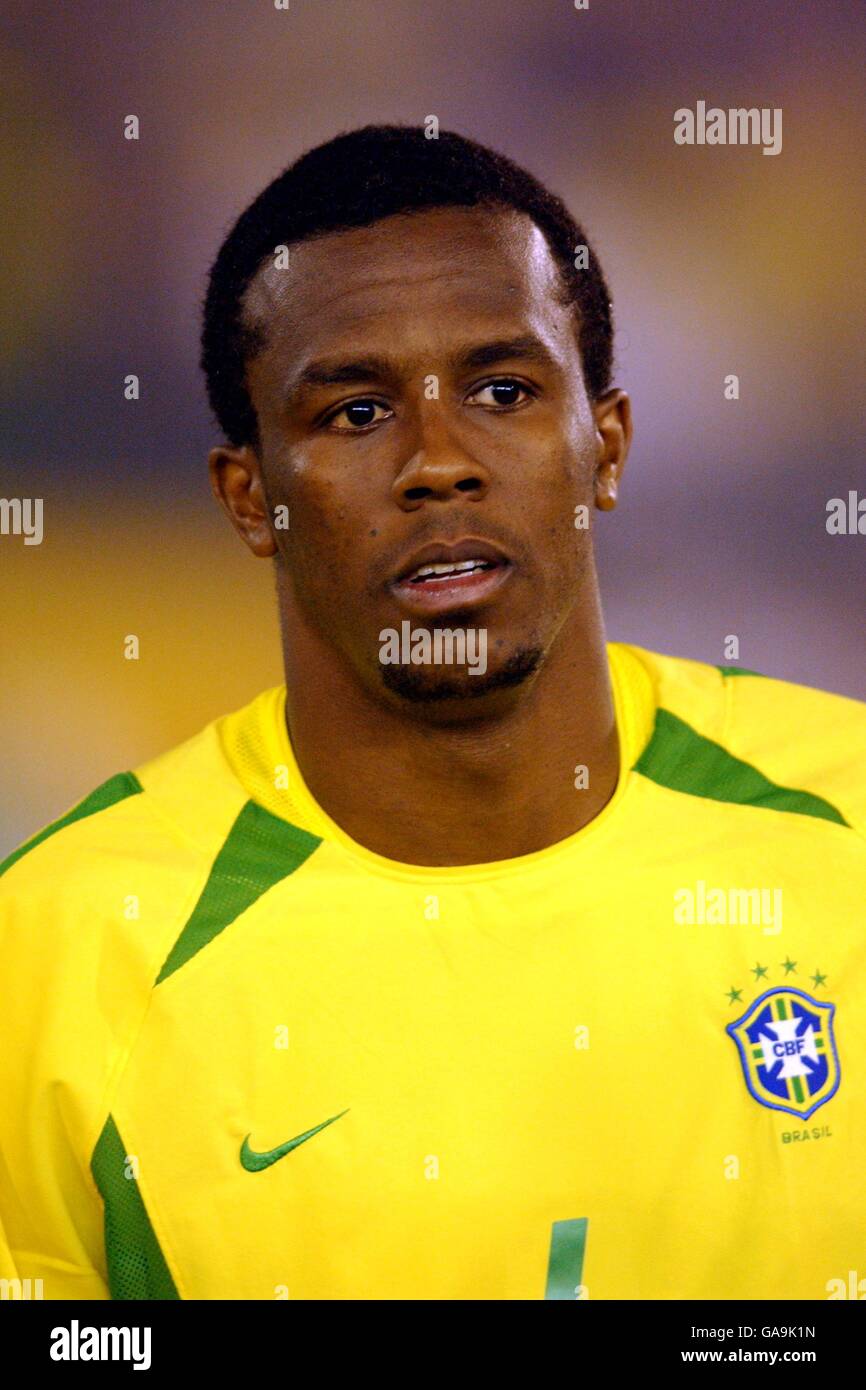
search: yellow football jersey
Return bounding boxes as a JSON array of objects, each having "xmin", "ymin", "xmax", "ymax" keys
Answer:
[{"xmin": 1, "ymin": 643, "xmax": 864, "ymax": 1300}]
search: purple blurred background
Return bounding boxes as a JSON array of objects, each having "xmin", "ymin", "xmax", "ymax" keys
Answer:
[{"xmin": 1, "ymin": 0, "xmax": 864, "ymax": 853}]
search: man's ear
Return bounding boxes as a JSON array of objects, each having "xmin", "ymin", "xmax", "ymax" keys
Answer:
[
  {"xmin": 592, "ymin": 389, "xmax": 632, "ymax": 512},
  {"xmin": 208, "ymin": 444, "xmax": 277, "ymax": 557}
]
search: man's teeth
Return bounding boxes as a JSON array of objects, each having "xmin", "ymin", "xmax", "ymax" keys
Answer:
[{"xmin": 411, "ymin": 559, "xmax": 493, "ymax": 581}]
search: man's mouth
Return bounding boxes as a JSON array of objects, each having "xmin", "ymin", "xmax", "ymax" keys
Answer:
[
  {"xmin": 407, "ymin": 557, "xmax": 497, "ymax": 583},
  {"xmin": 390, "ymin": 539, "xmax": 513, "ymax": 614}
]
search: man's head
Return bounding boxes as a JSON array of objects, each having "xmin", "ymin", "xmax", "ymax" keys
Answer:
[{"xmin": 203, "ymin": 125, "xmax": 631, "ymax": 718}]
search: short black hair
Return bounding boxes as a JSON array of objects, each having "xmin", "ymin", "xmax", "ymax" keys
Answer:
[{"xmin": 200, "ymin": 124, "xmax": 614, "ymax": 450}]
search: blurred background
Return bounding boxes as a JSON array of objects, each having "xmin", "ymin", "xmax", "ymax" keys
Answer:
[{"xmin": 1, "ymin": 0, "xmax": 864, "ymax": 854}]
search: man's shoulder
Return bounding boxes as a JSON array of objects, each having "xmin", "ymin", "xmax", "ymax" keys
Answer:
[
  {"xmin": 623, "ymin": 645, "xmax": 866, "ymax": 838},
  {"xmin": 0, "ymin": 689, "xmax": 287, "ymax": 1119},
  {"xmin": 0, "ymin": 693, "xmax": 262, "ymax": 915}
]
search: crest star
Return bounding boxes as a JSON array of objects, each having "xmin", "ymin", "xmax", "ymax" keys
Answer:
[
  {"xmin": 781, "ymin": 958, "xmax": 797, "ymax": 974},
  {"xmin": 752, "ymin": 963, "xmax": 769, "ymax": 980},
  {"xmin": 726, "ymin": 987, "xmax": 743, "ymax": 1004},
  {"xmin": 811, "ymin": 969, "xmax": 828, "ymax": 988}
]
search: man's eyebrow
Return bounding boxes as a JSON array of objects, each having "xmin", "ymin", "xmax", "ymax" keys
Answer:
[
  {"xmin": 287, "ymin": 336, "xmax": 557, "ymax": 401},
  {"xmin": 452, "ymin": 336, "xmax": 558, "ymax": 372},
  {"xmin": 290, "ymin": 356, "xmax": 395, "ymax": 396}
]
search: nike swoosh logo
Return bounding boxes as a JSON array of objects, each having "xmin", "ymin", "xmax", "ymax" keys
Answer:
[{"xmin": 240, "ymin": 1108, "xmax": 349, "ymax": 1172}]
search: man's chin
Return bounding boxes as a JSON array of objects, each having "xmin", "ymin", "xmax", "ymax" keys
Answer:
[{"xmin": 378, "ymin": 646, "xmax": 544, "ymax": 707}]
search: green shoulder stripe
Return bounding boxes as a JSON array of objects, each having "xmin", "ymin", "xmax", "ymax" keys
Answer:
[
  {"xmin": 634, "ymin": 708, "xmax": 849, "ymax": 827},
  {"xmin": 155, "ymin": 799, "xmax": 321, "ymax": 984},
  {"xmin": 91, "ymin": 1114, "xmax": 180, "ymax": 1300},
  {"xmin": 0, "ymin": 771, "xmax": 142, "ymax": 880},
  {"xmin": 716, "ymin": 665, "xmax": 763, "ymax": 677}
]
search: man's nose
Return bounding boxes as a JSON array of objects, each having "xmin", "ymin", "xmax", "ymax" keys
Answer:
[{"xmin": 391, "ymin": 409, "xmax": 491, "ymax": 510}]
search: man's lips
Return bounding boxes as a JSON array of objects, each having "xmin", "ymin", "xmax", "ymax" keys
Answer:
[{"xmin": 389, "ymin": 538, "xmax": 513, "ymax": 614}]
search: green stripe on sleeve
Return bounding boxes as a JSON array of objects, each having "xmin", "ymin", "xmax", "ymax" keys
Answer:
[
  {"xmin": 634, "ymin": 708, "xmax": 848, "ymax": 827},
  {"xmin": 155, "ymin": 799, "xmax": 321, "ymax": 983},
  {"xmin": 91, "ymin": 1115, "xmax": 180, "ymax": 1300},
  {"xmin": 0, "ymin": 772, "xmax": 142, "ymax": 880}
]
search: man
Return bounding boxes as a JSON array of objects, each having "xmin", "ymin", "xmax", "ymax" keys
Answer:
[{"xmin": 1, "ymin": 125, "xmax": 864, "ymax": 1301}]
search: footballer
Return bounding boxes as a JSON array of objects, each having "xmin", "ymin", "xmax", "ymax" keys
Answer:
[{"xmin": 1, "ymin": 125, "xmax": 864, "ymax": 1301}]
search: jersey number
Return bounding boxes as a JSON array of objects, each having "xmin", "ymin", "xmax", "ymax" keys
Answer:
[{"xmin": 545, "ymin": 1218, "xmax": 588, "ymax": 1299}]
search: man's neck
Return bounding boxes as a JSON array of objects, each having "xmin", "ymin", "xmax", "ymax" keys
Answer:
[{"xmin": 280, "ymin": 600, "xmax": 619, "ymax": 868}]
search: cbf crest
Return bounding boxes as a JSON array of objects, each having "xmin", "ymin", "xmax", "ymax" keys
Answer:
[{"xmin": 727, "ymin": 987, "xmax": 840, "ymax": 1119}]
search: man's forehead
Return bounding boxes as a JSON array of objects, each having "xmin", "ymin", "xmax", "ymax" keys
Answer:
[{"xmin": 242, "ymin": 206, "xmax": 563, "ymax": 347}]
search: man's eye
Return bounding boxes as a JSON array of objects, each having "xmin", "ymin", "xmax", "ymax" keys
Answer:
[
  {"xmin": 467, "ymin": 379, "xmax": 534, "ymax": 409},
  {"xmin": 326, "ymin": 399, "xmax": 392, "ymax": 431}
]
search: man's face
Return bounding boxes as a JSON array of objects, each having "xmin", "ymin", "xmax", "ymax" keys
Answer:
[{"xmin": 232, "ymin": 205, "xmax": 629, "ymax": 708}]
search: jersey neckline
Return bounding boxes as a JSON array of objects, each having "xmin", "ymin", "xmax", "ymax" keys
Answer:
[{"xmin": 218, "ymin": 641, "xmax": 657, "ymax": 884}]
